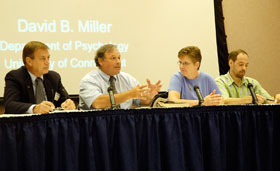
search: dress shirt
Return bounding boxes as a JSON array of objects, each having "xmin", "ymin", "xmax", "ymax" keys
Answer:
[
  {"xmin": 215, "ymin": 72, "xmax": 272, "ymax": 99},
  {"xmin": 79, "ymin": 69, "xmax": 140, "ymax": 109},
  {"xmin": 26, "ymin": 72, "xmax": 46, "ymax": 114}
]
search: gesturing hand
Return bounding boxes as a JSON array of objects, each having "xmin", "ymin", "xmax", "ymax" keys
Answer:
[
  {"xmin": 130, "ymin": 84, "xmax": 148, "ymax": 100},
  {"xmin": 146, "ymin": 79, "xmax": 162, "ymax": 99}
]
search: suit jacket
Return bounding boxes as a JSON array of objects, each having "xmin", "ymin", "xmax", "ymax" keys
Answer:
[{"xmin": 4, "ymin": 66, "xmax": 69, "ymax": 114}]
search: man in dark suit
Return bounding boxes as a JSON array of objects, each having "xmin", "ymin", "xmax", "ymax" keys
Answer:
[{"xmin": 4, "ymin": 41, "xmax": 75, "ymax": 114}]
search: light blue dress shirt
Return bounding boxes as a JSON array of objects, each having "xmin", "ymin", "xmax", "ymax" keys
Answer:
[{"xmin": 79, "ymin": 69, "xmax": 140, "ymax": 109}]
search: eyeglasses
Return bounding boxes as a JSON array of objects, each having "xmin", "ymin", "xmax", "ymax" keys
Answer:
[
  {"xmin": 105, "ymin": 57, "xmax": 121, "ymax": 61},
  {"xmin": 177, "ymin": 61, "xmax": 192, "ymax": 67}
]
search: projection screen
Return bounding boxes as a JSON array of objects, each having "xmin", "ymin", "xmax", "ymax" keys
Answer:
[{"xmin": 0, "ymin": 0, "xmax": 219, "ymax": 97}]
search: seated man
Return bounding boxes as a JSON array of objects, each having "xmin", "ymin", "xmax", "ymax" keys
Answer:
[
  {"xmin": 4, "ymin": 41, "xmax": 75, "ymax": 114},
  {"xmin": 168, "ymin": 46, "xmax": 223, "ymax": 106},
  {"xmin": 215, "ymin": 49, "xmax": 278, "ymax": 104},
  {"xmin": 79, "ymin": 44, "xmax": 161, "ymax": 109}
]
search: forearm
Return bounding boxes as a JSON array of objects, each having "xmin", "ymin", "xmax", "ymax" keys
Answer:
[
  {"xmin": 140, "ymin": 96, "xmax": 153, "ymax": 106},
  {"xmin": 274, "ymin": 94, "xmax": 280, "ymax": 103},
  {"xmin": 92, "ymin": 90, "xmax": 134, "ymax": 109},
  {"xmin": 169, "ymin": 98, "xmax": 199, "ymax": 107},
  {"xmin": 4, "ymin": 91, "xmax": 31, "ymax": 114},
  {"xmin": 4, "ymin": 101, "xmax": 32, "ymax": 114},
  {"xmin": 223, "ymin": 96, "xmax": 252, "ymax": 105}
]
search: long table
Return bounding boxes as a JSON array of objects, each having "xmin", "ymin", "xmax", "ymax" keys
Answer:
[{"xmin": 0, "ymin": 105, "xmax": 280, "ymax": 171}]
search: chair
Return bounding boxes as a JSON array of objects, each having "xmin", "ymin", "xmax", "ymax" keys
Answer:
[
  {"xmin": 150, "ymin": 91, "xmax": 190, "ymax": 108},
  {"xmin": 150, "ymin": 91, "xmax": 168, "ymax": 107}
]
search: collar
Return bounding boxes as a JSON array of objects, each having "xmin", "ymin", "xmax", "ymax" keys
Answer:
[
  {"xmin": 28, "ymin": 71, "xmax": 44, "ymax": 85},
  {"xmin": 97, "ymin": 69, "xmax": 117, "ymax": 82},
  {"xmin": 226, "ymin": 72, "xmax": 247, "ymax": 87}
]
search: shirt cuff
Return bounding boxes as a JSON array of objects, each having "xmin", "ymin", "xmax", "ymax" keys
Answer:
[{"xmin": 26, "ymin": 104, "xmax": 36, "ymax": 114}]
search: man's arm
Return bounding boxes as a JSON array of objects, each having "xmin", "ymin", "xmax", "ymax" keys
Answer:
[
  {"xmin": 215, "ymin": 77, "xmax": 250, "ymax": 105},
  {"xmin": 140, "ymin": 79, "xmax": 162, "ymax": 106},
  {"xmin": 4, "ymin": 72, "xmax": 33, "ymax": 114},
  {"xmin": 92, "ymin": 85, "xmax": 147, "ymax": 109},
  {"xmin": 275, "ymin": 94, "xmax": 280, "ymax": 103},
  {"xmin": 223, "ymin": 96, "xmax": 252, "ymax": 105},
  {"xmin": 223, "ymin": 94, "xmax": 268, "ymax": 105},
  {"xmin": 48, "ymin": 71, "xmax": 70, "ymax": 106},
  {"xmin": 33, "ymin": 101, "xmax": 55, "ymax": 114},
  {"xmin": 61, "ymin": 99, "xmax": 76, "ymax": 110}
]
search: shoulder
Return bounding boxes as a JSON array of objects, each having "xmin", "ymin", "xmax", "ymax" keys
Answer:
[
  {"xmin": 244, "ymin": 76, "xmax": 260, "ymax": 85},
  {"xmin": 81, "ymin": 70, "xmax": 100, "ymax": 82},
  {"xmin": 117, "ymin": 72, "xmax": 139, "ymax": 86},
  {"xmin": 215, "ymin": 73, "xmax": 228, "ymax": 83},
  {"xmin": 119, "ymin": 71, "xmax": 135, "ymax": 78},
  {"xmin": 80, "ymin": 70, "xmax": 105, "ymax": 87},
  {"xmin": 171, "ymin": 72, "xmax": 183, "ymax": 80},
  {"xmin": 46, "ymin": 70, "xmax": 60, "ymax": 77},
  {"xmin": 199, "ymin": 71, "xmax": 215, "ymax": 82},
  {"xmin": 169, "ymin": 72, "xmax": 184, "ymax": 87},
  {"xmin": 44, "ymin": 70, "xmax": 61, "ymax": 81},
  {"xmin": 118, "ymin": 71, "xmax": 137, "ymax": 81},
  {"xmin": 200, "ymin": 71, "xmax": 213, "ymax": 78},
  {"xmin": 5, "ymin": 66, "xmax": 28, "ymax": 80}
]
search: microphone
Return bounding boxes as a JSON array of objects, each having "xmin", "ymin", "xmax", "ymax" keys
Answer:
[
  {"xmin": 107, "ymin": 86, "xmax": 117, "ymax": 109},
  {"xmin": 247, "ymin": 83, "xmax": 258, "ymax": 104},
  {"xmin": 194, "ymin": 85, "xmax": 204, "ymax": 106}
]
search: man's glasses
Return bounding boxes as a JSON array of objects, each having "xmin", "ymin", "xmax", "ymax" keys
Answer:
[
  {"xmin": 105, "ymin": 57, "xmax": 121, "ymax": 61},
  {"xmin": 177, "ymin": 61, "xmax": 192, "ymax": 67}
]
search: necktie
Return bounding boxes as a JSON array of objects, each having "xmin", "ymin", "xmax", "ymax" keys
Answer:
[
  {"xmin": 109, "ymin": 76, "xmax": 117, "ymax": 94},
  {"xmin": 35, "ymin": 77, "xmax": 45, "ymax": 104},
  {"xmin": 109, "ymin": 76, "xmax": 120, "ymax": 108}
]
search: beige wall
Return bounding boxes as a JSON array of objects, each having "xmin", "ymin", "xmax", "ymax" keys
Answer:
[{"xmin": 222, "ymin": 0, "xmax": 280, "ymax": 96}]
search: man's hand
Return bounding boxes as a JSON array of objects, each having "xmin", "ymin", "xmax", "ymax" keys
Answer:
[
  {"xmin": 129, "ymin": 84, "xmax": 148, "ymax": 100},
  {"xmin": 256, "ymin": 94, "xmax": 267, "ymax": 104},
  {"xmin": 33, "ymin": 101, "xmax": 55, "ymax": 114},
  {"xmin": 275, "ymin": 94, "xmax": 280, "ymax": 103},
  {"xmin": 146, "ymin": 79, "xmax": 162, "ymax": 99},
  {"xmin": 61, "ymin": 99, "xmax": 76, "ymax": 110}
]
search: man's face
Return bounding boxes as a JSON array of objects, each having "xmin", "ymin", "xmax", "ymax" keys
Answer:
[
  {"xmin": 26, "ymin": 48, "xmax": 50, "ymax": 77},
  {"xmin": 179, "ymin": 55, "xmax": 200, "ymax": 79},
  {"xmin": 99, "ymin": 48, "xmax": 121, "ymax": 76},
  {"xmin": 229, "ymin": 53, "xmax": 249, "ymax": 79}
]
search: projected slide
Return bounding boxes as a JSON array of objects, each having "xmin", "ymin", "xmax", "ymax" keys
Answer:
[{"xmin": 0, "ymin": 0, "xmax": 219, "ymax": 96}]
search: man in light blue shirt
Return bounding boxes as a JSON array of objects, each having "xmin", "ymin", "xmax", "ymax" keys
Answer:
[{"xmin": 79, "ymin": 44, "xmax": 161, "ymax": 109}]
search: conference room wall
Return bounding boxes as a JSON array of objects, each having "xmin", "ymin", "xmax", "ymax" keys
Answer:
[
  {"xmin": 223, "ymin": 0, "xmax": 280, "ymax": 96},
  {"xmin": 2, "ymin": 1, "xmax": 279, "ymax": 114}
]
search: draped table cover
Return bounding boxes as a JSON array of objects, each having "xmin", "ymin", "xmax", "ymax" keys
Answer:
[{"xmin": 0, "ymin": 105, "xmax": 280, "ymax": 171}]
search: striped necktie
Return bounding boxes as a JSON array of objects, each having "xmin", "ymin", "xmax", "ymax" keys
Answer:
[
  {"xmin": 109, "ymin": 76, "xmax": 117, "ymax": 94},
  {"xmin": 109, "ymin": 76, "xmax": 120, "ymax": 108}
]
